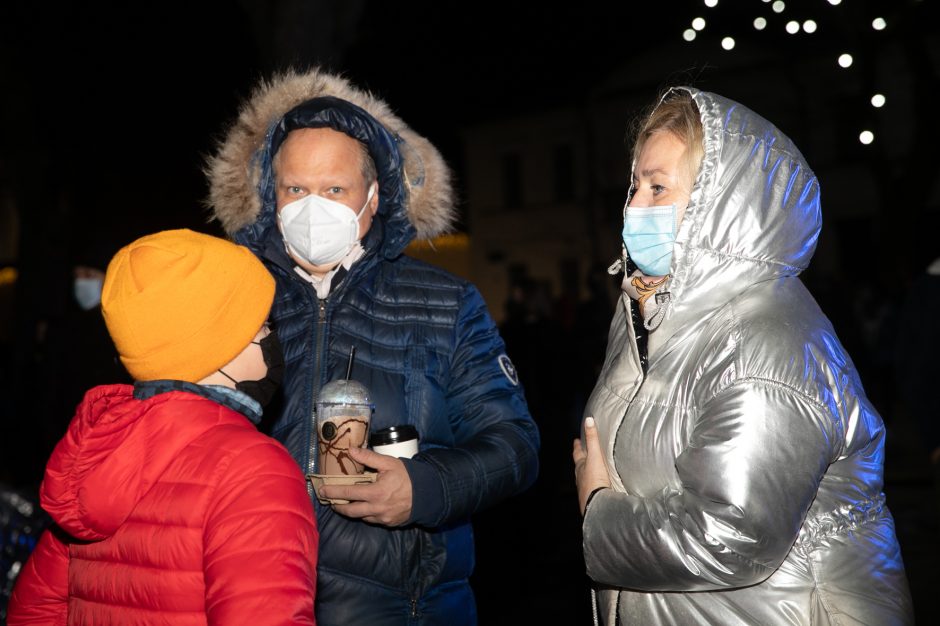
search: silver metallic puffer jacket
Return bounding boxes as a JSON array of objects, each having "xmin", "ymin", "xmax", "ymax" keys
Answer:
[{"xmin": 583, "ymin": 88, "xmax": 913, "ymax": 625}]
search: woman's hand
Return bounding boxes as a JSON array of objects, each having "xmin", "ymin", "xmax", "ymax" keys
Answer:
[{"xmin": 572, "ymin": 416, "xmax": 612, "ymax": 516}]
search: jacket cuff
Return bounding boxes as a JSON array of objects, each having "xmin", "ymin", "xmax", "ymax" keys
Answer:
[
  {"xmin": 584, "ymin": 486, "xmax": 608, "ymax": 516},
  {"xmin": 402, "ymin": 456, "xmax": 446, "ymax": 526}
]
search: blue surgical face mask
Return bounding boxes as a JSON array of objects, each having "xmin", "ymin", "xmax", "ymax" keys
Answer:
[
  {"xmin": 621, "ymin": 203, "xmax": 677, "ymax": 277},
  {"xmin": 74, "ymin": 276, "xmax": 103, "ymax": 310}
]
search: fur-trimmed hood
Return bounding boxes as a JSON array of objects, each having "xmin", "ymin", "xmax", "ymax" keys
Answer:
[{"xmin": 205, "ymin": 68, "xmax": 455, "ymax": 250}]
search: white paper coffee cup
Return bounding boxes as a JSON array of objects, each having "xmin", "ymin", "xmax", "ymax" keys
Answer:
[{"xmin": 370, "ymin": 425, "xmax": 419, "ymax": 458}]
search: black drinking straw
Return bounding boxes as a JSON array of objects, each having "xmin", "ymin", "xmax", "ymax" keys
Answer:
[{"xmin": 345, "ymin": 346, "xmax": 356, "ymax": 379}]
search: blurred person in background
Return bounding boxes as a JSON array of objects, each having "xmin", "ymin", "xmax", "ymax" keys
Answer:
[
  {"xmin": 895, "ymin": 254, "xmax": 940, "ymax": 514},
  {"xmin": 37, "ymin": 251, "xmax": 132, "ymax": 465}
]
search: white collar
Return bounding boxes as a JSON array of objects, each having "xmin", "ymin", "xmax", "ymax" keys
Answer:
[{"xmin": 293, "ymin": 243, "xmax": 365, "ymax": 299}]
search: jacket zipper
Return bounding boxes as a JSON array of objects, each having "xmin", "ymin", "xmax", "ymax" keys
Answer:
[
  {"xmin": 410, "ymin": 597, "xmax": 418, "ymax": 617},
  {"xmin": 307, "ymin": 299, "xmax": 328, "ymax": 477}
]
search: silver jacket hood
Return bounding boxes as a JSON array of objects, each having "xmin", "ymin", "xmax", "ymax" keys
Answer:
[
  {"xmin": 637, "ymin": 88, "xmax": 820, "ymax": 355},
  {"xmin": 205, "ymin": 67, "xmax": 455, "ymax": 240},
  {"xmin": 584, "ymin": 88, "xmax": 913, "ymax": 625}
]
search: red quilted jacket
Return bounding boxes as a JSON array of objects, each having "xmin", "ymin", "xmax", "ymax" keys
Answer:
[{"xmin": 8, "ymin": 384, "xmax": 318, "ymax": 625}]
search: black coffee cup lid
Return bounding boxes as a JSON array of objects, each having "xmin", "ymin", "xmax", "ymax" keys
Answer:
[{"xmin": 370, "ymin": 425, "xmax": 419, "ymax": 446}]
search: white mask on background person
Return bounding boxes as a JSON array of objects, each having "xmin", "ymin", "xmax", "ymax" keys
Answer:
[
  {"xmin": 74, "ymin": 276, "xmax": 103, "ymax": 310},
  {"xmin": 278, "ymin": 184, "xmax": 376, "ymax": 267}
]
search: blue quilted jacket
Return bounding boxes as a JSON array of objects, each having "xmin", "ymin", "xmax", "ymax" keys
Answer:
[{"xmin": 224, "ymin": 83, "xmax": 540, "ymax": 625}]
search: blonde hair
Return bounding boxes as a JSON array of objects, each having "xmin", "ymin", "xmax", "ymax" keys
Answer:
[{"xmin": 630, "ymin": 90, "xmax": 704, "ymax": 185}]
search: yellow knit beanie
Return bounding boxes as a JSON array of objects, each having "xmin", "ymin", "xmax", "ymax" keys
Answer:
[{"xmin": 101, "ymin": 229, "xmax": 275, "ymax": 382}]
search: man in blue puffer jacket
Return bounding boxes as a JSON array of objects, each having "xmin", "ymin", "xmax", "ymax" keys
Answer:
[{"xmin": 205, "ymin": 68, "xmax": 540, "ymax": 625}]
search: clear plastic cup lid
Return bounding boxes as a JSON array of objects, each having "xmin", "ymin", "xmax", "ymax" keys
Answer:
[{"xmin": 317, "ymin": 378, "xmax": 373, "ymax": 407}]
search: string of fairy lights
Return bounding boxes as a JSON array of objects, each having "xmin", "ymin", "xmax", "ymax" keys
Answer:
[{"xmin": 680, "ymin": 0, "xmax": 894, "ymax": 146}]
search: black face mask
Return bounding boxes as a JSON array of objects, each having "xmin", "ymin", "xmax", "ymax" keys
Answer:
[{"xmin": 221, "ymin": 332, "xmax": 285, "ymax": 408}]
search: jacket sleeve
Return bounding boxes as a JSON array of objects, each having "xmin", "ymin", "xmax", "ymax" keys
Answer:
[
  {"xmin": 582, "ymin": 380, "xmax": 835, "ymax": 591},
  {"xmin": 405, "ymin": 282, "xmax": 540, "ymax": 527},
  {"xmin": 204, "ymin": 439, "xmax": 319, "ymax": 625},
  {"xmin": 7, "ymin": 527, "xmax": 70, "ymax": 626}
]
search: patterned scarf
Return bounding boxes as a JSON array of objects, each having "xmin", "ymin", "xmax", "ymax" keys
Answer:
[{"xmin": 622, "ymin": 271, "xmax": 671, "ymax": 330}]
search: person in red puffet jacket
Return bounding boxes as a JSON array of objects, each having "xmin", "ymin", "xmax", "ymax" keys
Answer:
[{"xmin": 8, "ymin": 229, "xmax": 318, "ymax": 625}]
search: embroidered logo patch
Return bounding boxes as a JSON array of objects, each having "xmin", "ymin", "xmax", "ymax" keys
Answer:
[{"xmin": 498, "ymin": 354, "xmax": 519, "ymax": 386}]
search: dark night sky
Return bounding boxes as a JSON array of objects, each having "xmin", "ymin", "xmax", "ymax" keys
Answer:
[{"xmin": 2, "ymin": 2, "xmax": 689, "ymax": 242}]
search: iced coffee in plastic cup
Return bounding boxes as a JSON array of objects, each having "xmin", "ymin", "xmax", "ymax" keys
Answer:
[{"xmin": 315, "ymin": 379, "xmax": 373, "ymax": 476}]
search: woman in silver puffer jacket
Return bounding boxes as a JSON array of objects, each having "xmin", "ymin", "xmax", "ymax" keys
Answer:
[{"xmin": 573, "ymin": 87, "xmax": 914, "ymax": 625}]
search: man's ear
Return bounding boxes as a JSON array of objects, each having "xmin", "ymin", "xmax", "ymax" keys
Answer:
[{"xmin": 368, "ymin": 183, "xmax": 380, "ymax": 216}]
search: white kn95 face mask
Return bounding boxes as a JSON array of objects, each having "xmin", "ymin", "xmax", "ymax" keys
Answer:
[{"xmin": 278, "ymin": 183, "xmax": 376, "ymax": 267}]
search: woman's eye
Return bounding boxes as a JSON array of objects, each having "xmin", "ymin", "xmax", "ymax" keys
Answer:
[
  {"xmin": 288, "ymin": 186, "xmax": 304, "ymax": 195},
  {"xmin": 327, "ymin": 186, "xmax": 343, "ymax": 194},
  {"xmin": 651, "ymin": 184, "xmax": 666, "ymax": 194}
]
